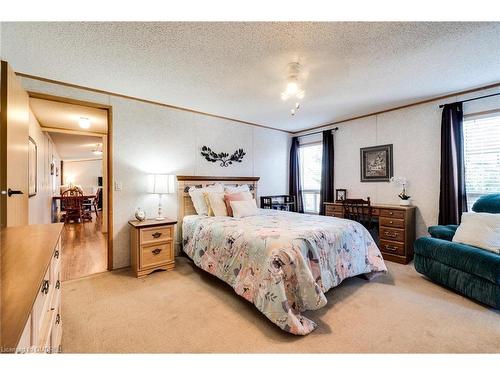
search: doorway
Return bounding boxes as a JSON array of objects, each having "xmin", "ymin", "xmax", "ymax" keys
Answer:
[{"xmin": 28, "ymin": 92, "xmax": 113, "ymax": 280}]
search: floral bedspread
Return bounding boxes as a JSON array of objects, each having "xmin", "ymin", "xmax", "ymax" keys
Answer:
[{"xmin": 182, "ymin": 209, "xmax": 387, "ymax": 335}]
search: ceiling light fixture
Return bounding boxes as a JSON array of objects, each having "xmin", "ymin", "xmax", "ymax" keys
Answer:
[
  {"xmin": 290, "ymin": 102, "xmax": 300, "ymax": 117},
  {"xmin": 79, "ymin": 117, "xmax": 91, "ymax": 129},
  {"xmin": 281, "ymin": 62, "xmax": 305, "ymax": 102},
  {"xmin": 92, "ymin": 143, "xmax": 103, "ymax": 155}
]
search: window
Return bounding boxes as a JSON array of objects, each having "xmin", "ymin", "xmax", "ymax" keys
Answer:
[
  {"xmin": 299, "ymin": 142, "xmax": 323, "ymax": 213},
  {"xmin": 463, "ymin": 113, "xmax": 500, "ymax": 210}
]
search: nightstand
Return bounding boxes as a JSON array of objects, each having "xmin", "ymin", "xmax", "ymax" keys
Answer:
[{"xmin": 128, "ymin": 218, "xmax": 177, "ymax": 278}]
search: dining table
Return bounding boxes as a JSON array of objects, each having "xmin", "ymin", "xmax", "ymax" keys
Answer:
[{"xmin": 51, "ymin": 193, "xmax": 96, "ymax": 223}]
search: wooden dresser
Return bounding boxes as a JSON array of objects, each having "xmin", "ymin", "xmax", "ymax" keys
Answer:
[
  {"xmin": 1, "ymin": 223, "xmax": 64, "ymax": 353},
  {"xmin": 324, "ymin": 202, "xmax": 416, "ymax": 264},
  {"xmin": 129, "ymin": 218, "xmax": 177, "ymax": 278}
]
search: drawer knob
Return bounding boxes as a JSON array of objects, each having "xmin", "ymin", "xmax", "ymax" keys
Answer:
[
  {"xmin": 54, "ymin": 250, "xmax": 59, "ymax": 259},
  {"xmin": 152, "ymin": 248, "xmax": 162, "ymax": 255},
  {"xmin": 152, "ymin": 232, "xmax": 162, "ymax": 238},
  {"xmin": 55, "ymin": 314, "xmax": 61, "ymax": 325},
  {"xmin": 41, "ymin": 280, "xmax": 50, "ymax": 294},
  {"xmin": 389, "ymin": 221, "xmax": 393, "ymax": 224},
  {"xmin": 56, "ymin": 280, "xmax": 61, "ymax": 289},
  {"xmin": 389, "ymin": 212, "xmax": 393, "ymax": 215}
]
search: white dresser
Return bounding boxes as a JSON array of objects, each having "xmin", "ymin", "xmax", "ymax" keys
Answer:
[{"xmin": 1, "ymin": 223, "xmax": 64, "ymax": 354}]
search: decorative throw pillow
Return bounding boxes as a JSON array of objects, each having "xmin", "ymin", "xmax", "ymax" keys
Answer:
[
  {"xmin": 230, "ymin": 199, "xmax": 259, "ymax": 218},
  {"xmin": 205, "ymin": 192, "xmax": 228, "ymax": 216},
  {"xmin": 188, "ymin": 183, "xmax": 224, "ymax": 215},
  {"xmin": 224, "ymin": 192, "xmax": 253, "ymax": 216},
  {"xmin": 452, "ymin": 212, "xmax": 500, "ymax": 254},
  {"xmin": 225, "ymin": 184, "xmax": 250, "ymax": 194}
]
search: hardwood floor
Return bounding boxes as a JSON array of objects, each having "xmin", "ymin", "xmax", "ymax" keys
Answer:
[{"xmin": 61, "ymin": 213, "xmax": 108, "ymax": 281}]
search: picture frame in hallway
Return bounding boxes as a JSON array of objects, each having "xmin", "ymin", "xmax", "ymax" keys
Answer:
[
  {"xmin": 28, "ymin": 136, "xmax": 37, "ymax": 197},
  {"xmin": 360, "ymin": 144, "xmax": 393, "ymax": 182}
]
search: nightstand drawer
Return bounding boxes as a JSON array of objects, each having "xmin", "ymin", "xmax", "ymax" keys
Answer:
[
  {"xmin": 380, "ymin": 226, "xmax": 405, "ymax": 242},
  {"xmin": 140, "ymin": 225, "xmax": 173, "ymax": 244},
  {"xmin": 380, "ymin": 217, "xmax": 405, "ymax": 229},
  {"xmin": 380, "ymin": 239, "xmax": 405, "ymax": 256},
  {"xmin": 140, "ymin": 241, "xmax": 173, "ymax": 269},
  {"xmin": 380, "ymin": 209, "xmax": 405, "ymax": 219}
]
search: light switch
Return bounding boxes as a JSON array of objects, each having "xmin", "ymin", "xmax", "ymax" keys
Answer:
[{"xmin": 115, "ymin": 181, "xmax": 122, "ymax": 191}]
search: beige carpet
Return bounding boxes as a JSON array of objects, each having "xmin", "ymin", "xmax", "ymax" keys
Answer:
[{"xmin": 61, "ymin": 256, "xmax": 500, "ymax": 353}]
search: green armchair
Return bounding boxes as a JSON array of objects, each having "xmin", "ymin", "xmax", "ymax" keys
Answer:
[{"xmin": 414, "ymin": 194, "xmax": 500, "ymax": 309}]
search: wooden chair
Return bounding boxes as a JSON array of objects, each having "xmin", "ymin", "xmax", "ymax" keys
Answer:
[
  {"xmin": 61, "ymin": 189, "xmax": 84, "ymax": 224},
  {"xmin": 341, "ymin": 197, "xmax": 375, "ymax": 230},
  {"xmin": 83, "ymin": 187, "xmax": 101, "ymax": 218}
]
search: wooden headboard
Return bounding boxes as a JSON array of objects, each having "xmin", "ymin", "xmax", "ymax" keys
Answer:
[{"xmin": 175, "ymin": 176, "xmax": 260, "ymax": 251}]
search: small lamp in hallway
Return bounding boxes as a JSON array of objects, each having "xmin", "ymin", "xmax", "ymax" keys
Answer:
[{"xmin": 147, "ymin": 174, "xmax": 175, "ymax": 220}]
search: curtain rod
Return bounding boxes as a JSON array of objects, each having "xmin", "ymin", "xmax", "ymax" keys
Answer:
[
  {"xmin": 439, "ymin": 92, "xmax": 500, "ymax": 108},
  {"xmin": 298, "ymin": 127, "xmax": 339, "ymax": 137}
]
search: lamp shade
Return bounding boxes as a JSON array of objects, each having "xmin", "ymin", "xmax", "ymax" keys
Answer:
[{"xmin": 147, "ymin": 174, "xmax": 175, "ymax": 194}]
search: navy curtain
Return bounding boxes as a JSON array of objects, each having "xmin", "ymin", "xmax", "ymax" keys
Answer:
[
  {"xmin": 289, "ymin": 137, "xmax": 304, "ymax": 213},
  {"xmin": 319, "ymin": 130, "xmax": 335, "ymax": 215},
  {"xmin": 438, "ymin": 103, "xmax": 467, "ymax": 225}
]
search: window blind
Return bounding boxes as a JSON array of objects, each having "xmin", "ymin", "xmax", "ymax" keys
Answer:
[{"xmin": 463, "ymin": 114, "xmax": 500, "ymax": 210}]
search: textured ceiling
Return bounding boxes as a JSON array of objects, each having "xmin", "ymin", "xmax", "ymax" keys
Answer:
[
  {"xmin": 48, "ymin": 132, "xmax": 103, "ymax": 160},
  {"xmin": 30, "ymin": 97, "xmax": 108, "ymax": 133},
  {"xmin": 3, "ymin": 22, "xmax": 500, "ymax": 132}
]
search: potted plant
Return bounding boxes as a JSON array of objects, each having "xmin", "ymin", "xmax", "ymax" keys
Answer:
[{"xmin": 390, "ymin": 177, "xmax": 411, "ymax": 206}]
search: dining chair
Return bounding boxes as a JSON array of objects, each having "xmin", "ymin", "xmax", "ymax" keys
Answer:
[
  {"xmin": 61, "ymin": 189, "xmax": 84, "ymax": 224},
  {"xmin": 83, "ymin": 187, "xmax": 101, "ymax": 218}
]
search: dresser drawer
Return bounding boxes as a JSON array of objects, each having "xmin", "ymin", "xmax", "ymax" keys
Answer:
[
  {"xmin": 380, "ymin": 239, "xmax": 405, "ymax": 256},
  {"xmin": 51, "ymin": 305, "xmax": 62, "ymax": 353},
  {"xmin": 140, "ymin": 241, "xmax": 173, "ymax": 269},
  {"xmin": 380, "ymin": 217, "xmax": 405, "ymax": 229},
  {"xmin": 32, "ymin": 267, "xmax": 52, "ymax": 338},
  {"xmin": 140, "ymin": 225, "xmax": 173, "ymax": 244},
  {"xmin": 50, "ymin": 245, "xmax": 61, "ymax": 284},
  {"xmin": 380, "ymin": 226, "xmax": 405, "ymax": 242},
  {"xmin": 379, "ymin": 209, "xmax": 405, "ymax": 219}
]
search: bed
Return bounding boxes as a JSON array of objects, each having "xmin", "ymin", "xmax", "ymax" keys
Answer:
[{"xmin": 177, "ymin": 176, "xmax": 387, "ymax": 335}]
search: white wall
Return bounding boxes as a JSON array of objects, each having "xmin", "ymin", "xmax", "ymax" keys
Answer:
[
  {"xmin": 19, "ymin": 77, "xmax": 290, "ymax": 268},
  {"xmin": 28, "ymin": 109, "xmax": 61, "ymax": 224},
  {"xmin": 300, "ymin": 87, "xmax": 500, "ymax": 239},
  {"xmin": 63, "ymin": 159, "xmax": 102, "ymax": 193}
]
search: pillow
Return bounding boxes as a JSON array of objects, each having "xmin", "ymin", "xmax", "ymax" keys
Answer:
[
  {"xmin": 224, "ymin": 192, "xmax": 253, "ymax": 216},
  {"xmin": 225, "ymin": 184, "xmax": 250, "ymax": 194},
  {"xmin": 188, "ymin": 183, "xmax": 224, "ymax": 215},
  {"xmin": 204, "ymin": 192, "xmax": 228, "ymax": 216},
  {"xmin": 230, "ymin": 199, "xmax": 259, "ymax": 218},
  {"xmin": 452, "ymin": 212, "xmax": 500, "ymax": 254}
]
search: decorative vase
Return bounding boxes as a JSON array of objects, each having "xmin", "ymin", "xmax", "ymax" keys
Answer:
[
  {"xmin": 399, "ymin": 199, "xmax": 410, "ymax": 206},
  {"xmin": 135, "ymin": 207, "xmax": 146, "ymax": 221}
]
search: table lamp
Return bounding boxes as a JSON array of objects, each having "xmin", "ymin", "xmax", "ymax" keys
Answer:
[{"xmin": 147, "ymin": 174, "xmax": 175, "ymax": 220}]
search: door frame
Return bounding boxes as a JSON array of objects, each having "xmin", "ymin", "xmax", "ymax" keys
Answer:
[{"xmin": 27, "ymin": 91, "xmax": 114, "ymax": 271}]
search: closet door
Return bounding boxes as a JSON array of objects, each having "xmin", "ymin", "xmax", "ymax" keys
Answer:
[{"xmin": 0, "ymin": 61, "xmax": 29, "ymax": 227}]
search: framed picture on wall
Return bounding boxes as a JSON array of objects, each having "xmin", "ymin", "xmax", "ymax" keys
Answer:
[
  {"xmin": 28, "ymin": 136, "xmax": 37, "ymax": 197},
  {"xmin": 335, "ymin": 189, "xmax": 347, "ymax": 202},
  {"xmin": 360, "ymin": 144, "xmax": 393, "ymax": 182}
]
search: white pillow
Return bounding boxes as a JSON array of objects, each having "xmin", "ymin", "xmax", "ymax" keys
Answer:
[
  {"xmin": 230, "ymin": 199, "xmax": 259, "ymax": 218},
  {"xmin": 225, "ymin": 184, "xmax": 250, "ymax": 194},
  {"xmin": 205, "ymin": 192, "xmax": 228, "ymax": 217},
  {"xmin": 452, "ymin": 212, "xmax": 500, "ymax": 254},
  {"xmin": 188, "ymin": 183, "xmax": 224, "ymax": 215}
]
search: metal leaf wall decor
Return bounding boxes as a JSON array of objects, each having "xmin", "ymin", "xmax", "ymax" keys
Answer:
[{"xmin": 200, "ymin": 146, "xmax": 246, "ymax": 167}]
